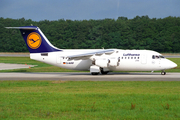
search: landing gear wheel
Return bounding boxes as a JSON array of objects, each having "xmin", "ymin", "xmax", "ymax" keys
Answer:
[
  {"xmin": 91, "ymin": 72, "xmax": 99, "ymax": 75},
  {"xmin": 100, "ymin": 68, "xmax": 109, "ymax": 75},
  {"xmin": 161, "ymin": 71, "xmax": 166, "ymax": 75},
  {"xmin": 101, "ymin": 71, "xmax": 109, "ymax": 75}
]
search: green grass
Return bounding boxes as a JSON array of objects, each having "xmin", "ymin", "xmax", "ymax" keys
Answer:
[
  {"xmin": 0, "ymin": 57, "xmax": 179, "ymax": 72},
  {"xmin": 0, "ymin": 81, "xmax": 179, "ymax": 119}
]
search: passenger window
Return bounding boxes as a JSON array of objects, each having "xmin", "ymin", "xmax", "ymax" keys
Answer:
[
  {"xmin": 134, "ymin": 57, "xmax": 136, "ymax": 59},
  {"xmin": 125, "ymin": 57, "xmax": 126, "ymax": 59},
  {"xmin": 122, "ymin": 57, "xmax": 123, "ymax": 59},
  {"xmin": 138, "ymin": 57, "xmax": 139, "ymax": 59},
  {"xmin": 152, "ymin": 55, "xmax": 155, "ymax": 59}
]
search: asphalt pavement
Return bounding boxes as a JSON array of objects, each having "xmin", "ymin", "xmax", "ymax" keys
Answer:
[{"xmin": 0, "ymin": 72, "xmax": 180, "ymax": 81}]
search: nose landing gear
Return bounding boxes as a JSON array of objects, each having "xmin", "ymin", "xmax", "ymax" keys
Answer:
[{"xmin": 161, "ymin": 71, "xmax": 166, "ymax": 75}]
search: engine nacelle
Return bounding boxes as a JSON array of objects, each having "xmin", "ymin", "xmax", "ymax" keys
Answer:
[
  {"xmin": 109, "ymin": 59, "xmax": 118, "ymax": 66},
  {"xmin": 108, "ymin": 57, "xmax": 120, "ymax": 66},
  {"xmin": 94, "ymin": 57, "xmax": 120, "ymax": 67},
  {"xmin": 95, "ymin": 59, "xmax": 109, "ymax": 67}
]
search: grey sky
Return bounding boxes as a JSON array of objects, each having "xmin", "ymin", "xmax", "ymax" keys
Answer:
[{"xmin": 0, "ymin": 0, "xmax": 180, "ymax": 21}]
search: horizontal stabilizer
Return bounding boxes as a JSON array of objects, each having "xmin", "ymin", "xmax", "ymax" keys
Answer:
[{"xmin": 5, "ymin": 26, "xmax": 37, "ymax": 30}]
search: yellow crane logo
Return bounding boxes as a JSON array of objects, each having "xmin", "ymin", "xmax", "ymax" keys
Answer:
[{"xmin": 27, "ymin": 32, "xmax": 42, "ymax": 49}]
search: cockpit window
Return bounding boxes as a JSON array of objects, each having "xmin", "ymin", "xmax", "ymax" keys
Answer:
[
  {"xmin": 152, "ymin": 55, "xmax": 165, "ymax": 59},
  {"xmin": 159, "ymin": 55, "xmax": 165, "ymax": 58}
]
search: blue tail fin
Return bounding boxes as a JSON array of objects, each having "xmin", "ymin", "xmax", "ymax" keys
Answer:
[{"xmin": 6, "ymin": 26, "xmax": 62, "ymax": 53}]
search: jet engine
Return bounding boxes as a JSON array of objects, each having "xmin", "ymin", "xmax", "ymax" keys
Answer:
[
  {"xmin": 95, "ymin": 59, "xmax": 110, "ymax": 67},
  {"xmin": 108, "ymin": 57, "xmax": 120, "ymax": 66},
  {"xmin": 94, "ymin": 57, "xmax": 120, "ymax": 67}
]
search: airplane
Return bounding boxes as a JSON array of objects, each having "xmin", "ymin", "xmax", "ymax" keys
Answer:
[{"xmin": 5, "ymin": 26, "xmax": 177, "ymax": 75}]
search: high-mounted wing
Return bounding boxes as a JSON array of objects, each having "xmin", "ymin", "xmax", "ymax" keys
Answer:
[{"xmin": 67, "ymin": 49, "xmax": 115, "ymax": 59}]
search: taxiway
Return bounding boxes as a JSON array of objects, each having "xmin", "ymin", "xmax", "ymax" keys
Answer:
[
  {"xmin": 0, "ymin": 63, "xmax": 36, "ymax": 70},
  {"xmin": 0, "ymin": 72, "xmax": 180, "ymax": 81}
]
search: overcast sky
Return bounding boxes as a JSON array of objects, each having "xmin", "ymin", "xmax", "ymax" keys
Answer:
[{"xmin": 0, "ymin": 0, "xmax": 180, "ymax": 21}]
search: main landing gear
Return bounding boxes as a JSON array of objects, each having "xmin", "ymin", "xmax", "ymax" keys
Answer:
[
  {"xmin": 161, "ymin": 71, "xmax": 166, "ymax": 75},
  {"xmin": 100, "ymin": 68, "xmax": 108, "ymax": 75},
  {"xmin": 90, "ymin": 66, "xmax": 110, "ymax": 75},
  {"xmin": 101, "ymin": 70, "xmax": 109, "ymax": 75},
  {"xmin": 91, "ymin": 72, "xmax": 99, "ymax": 75}
]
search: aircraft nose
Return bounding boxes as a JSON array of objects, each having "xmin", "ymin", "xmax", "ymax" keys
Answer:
[
  {"xmin": 170, "ymin": 61, "xmax": 177, "ymax": 68},
  {"xmin": 161, "ymin": 59, "xmax": 177, "ymax": 70},
  {"xmin": 167, "ymin": 60, "xmax": 177, "ymax": 69}
]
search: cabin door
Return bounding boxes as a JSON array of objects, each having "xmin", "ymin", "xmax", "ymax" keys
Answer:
[
  {"xmin": 56, "ymin": 55, "xmax": 62, "ymax": 64},
  {"xmin": 141, "ymin": 54, "xmax": 147, "ymax": 64}
]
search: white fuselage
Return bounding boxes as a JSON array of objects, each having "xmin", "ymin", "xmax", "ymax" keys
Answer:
[{"xmin": 30, "ymin": 49, "xmax": 177, "ymax": 72}]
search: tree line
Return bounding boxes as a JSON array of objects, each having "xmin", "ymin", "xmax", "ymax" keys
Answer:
[{"xmin": 0, "ymin": 16, "xmax": 180, "ymax": 52}]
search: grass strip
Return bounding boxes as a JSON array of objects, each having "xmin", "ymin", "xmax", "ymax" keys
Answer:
[{"xmin": 0, "ymin": 81, "xmax": 180, "ymax": 119}]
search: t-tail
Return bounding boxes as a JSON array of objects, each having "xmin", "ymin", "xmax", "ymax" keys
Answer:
[{"xmin": 5, "ymin": 26, "xmax": 62, "ymax": 53}]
